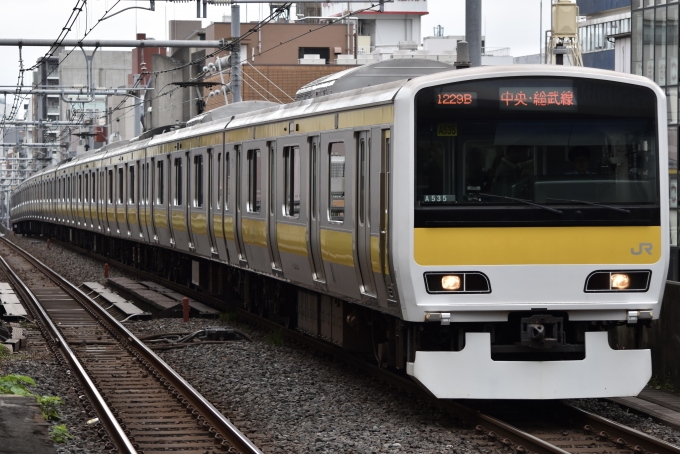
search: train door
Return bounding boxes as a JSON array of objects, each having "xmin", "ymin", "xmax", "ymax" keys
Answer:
[
  {"xmin": 115, "ymin": 164, "xmax": 126, "ymax": 236},
  {"xmin": 267, "ymin": 141, "xmax": 283, "ymax": 276},
  {"xmin": 224, "ymin": 146, "xmax": 239, "ymax": 264},
  {"xmin": 139, "ymin": 159, "xmax": 150, "ymax": 242},
  {"xmin": 89, "ymin": 170, "xmax": 97, "ymax": 230},
  {"xmin": 66, "ymin": 175, "xmax": 72, "ymax": 225},
  {"xmin": 308, "ymin": 136, "xmax": 327, "ymax": 289},
  {"xmin": 169, "ymin": 148, "xmax": 191, "ymax": 252},
  {"xmin": 189, "ymin": 147, "xmax": 213, "ymax": 258},
  {"xmin": 318, "ymin": 132, "xmax": 362, "ymax": 301},
  {"xmin": 83, "ymin": 171, "xmax": 90, "ymax": 228},
  {"xmin": 355, "ymin": 131, "xmax": 377, "ymax": 298},
  {"xmin": 211, "ymin": 147, "xmax": 229, "ymax": 262},
  {"xmin": 240, "ymin": 141, "xmax": 270, "ymax": 273},
  {"xmin": 276, "ymin": 137, "xmax": 314, "ymax": 285},
  {"xmin": 127, "ymin": 162, "xmax": 141, "ymax": 239},
  {"xmin": 378, "ymin": 129, "xmax": 397, "ymax": 304},
  {"xmin": 152, "ymin": 156, "xmax": 171, "ymax": 247},
  {"xmin": 234, "ymin": 145, "xmax": 247, "ymax": 266}
]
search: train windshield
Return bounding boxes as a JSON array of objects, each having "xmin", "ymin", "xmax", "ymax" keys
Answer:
[{"xmin": 415, "ymin": 77, "xmax": 660, "ymax": 225}]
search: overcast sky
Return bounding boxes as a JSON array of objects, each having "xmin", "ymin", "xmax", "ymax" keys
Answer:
[{"xmin": 0, "ymin": 0, "xmax": 552, "ymax": 116}]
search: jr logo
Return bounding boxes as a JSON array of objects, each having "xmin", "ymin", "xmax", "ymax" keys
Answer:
[{"xmin": 631, "ymin": 243, "xmax": 653, "ymax": 255}]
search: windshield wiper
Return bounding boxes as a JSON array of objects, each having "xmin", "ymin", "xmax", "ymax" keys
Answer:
[
  {"xmin": 546, "ymin": 197, "xmax": 630, "ymax": 214},
  {"xmin": 478, "ymin": 193, "xmax": 563, "ymax": 214}
]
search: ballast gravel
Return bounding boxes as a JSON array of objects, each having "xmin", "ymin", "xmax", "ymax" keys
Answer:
[
  {"xmin": 6, "ymin": 231, "xmax": 680, "ymax": 453},
  {"xmin": 128, "ymin": 318, "xmax": 483, "ymax": 454}
]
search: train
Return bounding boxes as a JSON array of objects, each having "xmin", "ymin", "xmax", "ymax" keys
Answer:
[{"xmin": 10, "ymin": 64, "xmax": 667, "ymax": 399}]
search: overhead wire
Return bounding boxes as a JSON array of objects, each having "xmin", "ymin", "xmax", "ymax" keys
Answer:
[{"xmin": 1, "ymin": 0, "xmax": 87, "ymax": 136}]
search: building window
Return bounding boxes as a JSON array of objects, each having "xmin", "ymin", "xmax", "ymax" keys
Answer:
[{"xmin": 298, "ymin": 47, "xmax": 330, "ymax": 63}]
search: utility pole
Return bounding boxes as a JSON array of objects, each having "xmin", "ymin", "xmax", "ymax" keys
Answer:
[
  {"xmin": 466, "ymin": 0, "xmax": 482, "ymax": 67},
  {"xmin": 231, "ymin": 4, "xmax": 242, "ymax": 103}
]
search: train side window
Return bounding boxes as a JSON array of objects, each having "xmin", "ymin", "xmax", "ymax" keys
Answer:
[
  {"xmin": 329, "ymin": 142, "xmax": 346, "ymax": 222},
  {"xmin": 359, "ymin": 139, "xmax": 366, "ymax": 225},
  {"xmin": 129, "ymin": 166, "xmax": 135, "ymax": 204},
  {"xmin": 144, "ymin": 162, "xmax": 149, "ymax": 205},
  {"xmin": 67, "ymin": 177, "xmax": 71, "ymax": 202},
  {"xmin": 284, "ymin": 146, "xmax": 301, "ymax": 218},
  {"xmin": 84, "ymin": 175, "xmax": 88, "ymax": 203},
  {"xmin": 108, "ymin": 170, "xmax": 113, "ymax": 203},
  {"xmin": 226, "ymin": 152, "xmax": 231, "ymax": 210},
  {"xmin": 311, "ymin": 142, "xmax": 317, "ymax": 220},
  {"xmin": 118, "ymin": 168, "xmax": 124, "ymax": 204},
  {"xmin": 174, "ymin": 157, "xmax": 183, "ymax": 206},
  {"xmin": 217, "ymin": 153, "xmax": 222, "ymax": 209},
  {"xmin": 247, "ymin": 149, "xmax": 261, "ymax": 213},
  {"xmin": 194, "ymin": 155, "xmax": 204, "ymax": 208},
  {"xmin": 157, "ymin": 161, "xmax": 164, "ymax": 204},
  {"xmin": 78, "ymin": 175, "xmax": 82, "ymax": 203},
  {"xmin": 92, "ymin": 173, "xmax": 96, "ymax": 202}
]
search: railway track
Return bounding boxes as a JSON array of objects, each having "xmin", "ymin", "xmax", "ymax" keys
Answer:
[
  {"xmin": 27, "ymin": 235, "xmax": 680, "ymax": 454},
  {"xmin": 0, "ymin": 237, "xmax": 261, "ymax": 454}
]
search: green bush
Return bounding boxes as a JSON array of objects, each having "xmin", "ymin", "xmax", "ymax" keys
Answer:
[
  {"xmin": 0, "ymin": 375, "xmax": 63, "ymax": 420},
  {"xmin": 49, "ymin": 424, "xmax": 72, "ymax": 443},
  {"xmin": 219, "ymin": 310, "xmax": 240, "ymax": 323},
  {"xmin": 265, "ymin": 330, "xmax": 284, "ymax": 347},
  {"xmin": 0, "ymin": 374, "xmax": 35, "ymax": 396}
]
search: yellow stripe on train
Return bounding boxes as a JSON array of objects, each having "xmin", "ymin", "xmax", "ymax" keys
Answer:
[{"xmin": 414, "ymin": 226, "xmax": 662, "ymax": 266}]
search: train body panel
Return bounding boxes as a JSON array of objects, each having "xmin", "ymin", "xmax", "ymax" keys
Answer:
[{"xmin": 11, "ymin": 66, "xmax": 668, "ymax": 399}]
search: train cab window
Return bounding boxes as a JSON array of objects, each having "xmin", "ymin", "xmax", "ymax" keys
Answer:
[
  {"xmin": 247, "ymin": 149, "xmax": 261, "ymax": 213},
  {"xmin": 284, "ymin": 146, "xmax": 301, "ymax": 218},
  {"xmin": 108, "ymin": 170, "xmax": 113, "ymax": 204},
  {"xmin": 414, "ymin": 77, "xmax": 660, "ymax": 226},
  {"xmin": 329, "ymin": 142, "xmax": 346, "ymax": 222},
  {"xmin": 129, "ymin": 166, "xmax": 135, "ymax": 204},
  {"xmin": 118, "ymin": 168, "xmax": 124, "ymax": 204},
  {"xmin": 174, "ymin": 158, "xmax": 183, "ymax": 206},
  {"xmin": 156, "ymin": 161, "xmax": 164, "ymax": 204},
  {"xmin": 194, "ymin": 155, "xmax": 204, "ymax": 208}
]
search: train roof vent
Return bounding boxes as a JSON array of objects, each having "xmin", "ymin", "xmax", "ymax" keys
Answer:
[
  {"xmin": 187, "ymin": 101, "xmax": 279, "ymax": 126},
  {"xmin": 295, "ymin": 58, "xmax": 454, "ymax": 101}
]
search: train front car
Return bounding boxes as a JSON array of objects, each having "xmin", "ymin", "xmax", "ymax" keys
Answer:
[{"xmin": 393, "ymin": 66, "xmax": 668, "ymax": 399}]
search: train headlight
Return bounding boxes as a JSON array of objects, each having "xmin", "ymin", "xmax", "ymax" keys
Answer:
[
  {"xmin": 441, "ymin": 275, "xmax": 461, "ymax": 290},
  {"xmin": 424, "ymin": 272, "xmax": 491, "ymax": 294},
  {"xmin": 611, "ymin": 273, "xmax": 630, "ymax": 289},
  {"xmin": 585, "ymin": 270, "xmax": 651, "ymax": 292}
]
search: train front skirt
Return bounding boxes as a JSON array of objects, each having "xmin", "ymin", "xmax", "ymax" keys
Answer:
[{"xmin": 406, "ymin": 331, "xmax": 651, "ymax": 399}]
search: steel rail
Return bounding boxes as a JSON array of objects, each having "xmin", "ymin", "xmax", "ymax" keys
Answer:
[
  {"xmin": 0, "ymin": 237, "xmax": 262, "ymax": 454},
  {"xmin": 562, "ymin": 403, "xmax": 680, "ymax": 454},
  {"xmin": 0, "ymin": 254, "xmax": 137, "ymax": 454}
]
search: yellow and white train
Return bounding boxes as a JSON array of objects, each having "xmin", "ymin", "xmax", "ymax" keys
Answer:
[{"xmin": 11, "ymin": 64, "xmax": 668, "ymax": 399}]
